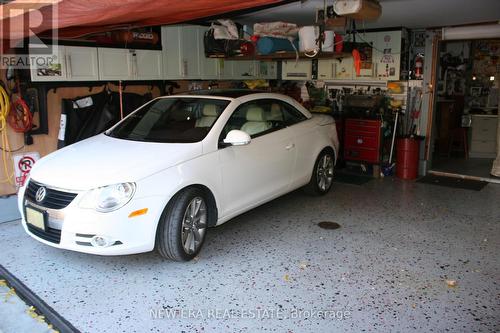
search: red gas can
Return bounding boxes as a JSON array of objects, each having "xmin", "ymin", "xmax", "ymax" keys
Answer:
[{"xmin": 396, "ymin": 138, "xmax": 420, "ymax": 180}]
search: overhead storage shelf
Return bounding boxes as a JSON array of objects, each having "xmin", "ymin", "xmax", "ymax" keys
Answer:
[{"xmin": 214, "ymin": 51, "xmax": 352, "ymax": 61}]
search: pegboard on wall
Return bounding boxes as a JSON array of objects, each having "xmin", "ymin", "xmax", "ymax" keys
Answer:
[{"xmin": 0, "ymin": 83, "xmax": 161, "ymax": 196}]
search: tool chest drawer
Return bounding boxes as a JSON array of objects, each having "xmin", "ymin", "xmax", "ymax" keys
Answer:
[
  {"xmin": 345, "ymin": 134, "xmax": 379, "ymax": 148},
  {"xmin": 344, "ymin": 119, "xmax": 381, "ymax": 163},
  {"xmin": 345, "ymin": 119, "xmax": 381, "ymax": 131},
  {"xmin": 344, "ymin": 147, "xmax": 379, "ymax": 163}
]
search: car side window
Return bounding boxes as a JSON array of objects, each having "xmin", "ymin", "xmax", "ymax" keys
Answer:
[
  {"xmin": 220, "ymin": 100, "xmax": 288, "ymax": 141},
  {"xmin": 280, "ymin": 102, "xmax": 308, "ymax": 126}
]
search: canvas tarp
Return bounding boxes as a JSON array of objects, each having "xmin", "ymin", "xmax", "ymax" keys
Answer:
[{"xmin": 1, "ymin": 0, "xmax": 286, "ymax": 40}]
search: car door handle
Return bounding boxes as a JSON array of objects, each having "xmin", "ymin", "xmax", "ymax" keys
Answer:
[{"xmin": 285, "ymin": 143, "xmax": 295, "ymax": 150}]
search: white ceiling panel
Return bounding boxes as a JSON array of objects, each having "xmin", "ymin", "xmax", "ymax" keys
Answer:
[{"xmin": 236, "ymin": 0, "xmax": 500, "ymax": 29}]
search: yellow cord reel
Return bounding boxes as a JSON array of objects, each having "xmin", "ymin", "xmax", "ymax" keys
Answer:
[{"xmin": 0, "ymin": 84, "xmax": 15, "ymax": 184}]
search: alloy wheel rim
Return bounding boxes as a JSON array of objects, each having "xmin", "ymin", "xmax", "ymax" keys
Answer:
[
  {"xmin": 317, "ymin": 154, "xmax": 334, "ymax": 191},
  {"xmin": 181, "ymin": 197, "xmax": 207, "ymax": 254}
]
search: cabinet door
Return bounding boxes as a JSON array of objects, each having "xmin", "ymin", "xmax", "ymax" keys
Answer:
[
  {"xmin": 29, "ymin": 45, "xmax": 66, "ymax": 81},
  {"xmin": 133, "ymin": 50, "xmax": 162, "ymax": 80},
  {"xmin": 317, "ymin": 59, "xmax": 336, "ymax": 80},
  {"xmin": 162, "ymin": 25, "xmax": 201, "ymax": 79},
  {"xmin": 282, "ymin": 60, "xmax": 312, "ymax": 80},
  {"xmin": 374, "ymin": 30, "xmax": 401, "ymax": 81},
  {"xmin": 65, "ymin": 46, "xmax": 99, "ymax": 81},
  {"xmin": 217, "ymin": 59, "xmax": 234, "ymax": 79},
  {"xmin": 335, "ymin": 57, "xmax": 353, "ymax": 79},
  {"xmin": 180, "ymin": 26, "xmax": 200, "ymax": 78},
  {"xmin": 258, "ymin": 61, "xmax": 277, "ymax": 79},
  {"xmin": 162, "ymin": 26, "xmax": 183, "ymax": 79},
  {"xmin": 232, "ymin": 60, "xmax": 257, "ymax": 79},
  {"xmin": 98, "ymin": 48, "xmax": 133, "ymax": 80},
  {"xmin": 200, "ymin": 56, "xmax": 219, "ymax": 80}
]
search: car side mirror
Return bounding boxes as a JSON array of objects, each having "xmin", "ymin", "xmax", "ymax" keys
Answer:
[{"xmin": 223, "ymin": 130, "xmax": 251, "ymax": 146}]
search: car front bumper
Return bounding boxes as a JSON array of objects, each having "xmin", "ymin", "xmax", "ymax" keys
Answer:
[{"xmin": 18, "ymin": 184, "xmax": 166, "ymax": 256}]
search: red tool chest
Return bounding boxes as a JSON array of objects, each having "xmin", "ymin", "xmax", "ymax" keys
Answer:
[{"xmin": 344, "ymin": 119, "xmax": 382, "ymax": 164}]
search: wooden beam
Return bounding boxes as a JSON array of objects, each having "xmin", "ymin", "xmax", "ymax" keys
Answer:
[{"xmin": 424, "ymin": 33, "xmax": 440, "ymax": 161}]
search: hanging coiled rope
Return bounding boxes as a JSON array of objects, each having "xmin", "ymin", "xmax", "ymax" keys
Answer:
[{"xmin": 8, "ymin": 79, "xmax": 32, "ymax": 133}]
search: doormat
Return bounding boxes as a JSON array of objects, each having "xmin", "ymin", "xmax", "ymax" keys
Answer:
[
  {"xmin": 334, "ymin": 172, "xmax": 372, "ymax": 185},
  {"xmin": 417, "ymin": 174, "xmax": 488, "ymax": 191}
]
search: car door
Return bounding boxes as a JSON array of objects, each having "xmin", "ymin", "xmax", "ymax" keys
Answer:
[
  {"xmin": 217, "ymin": 100, "xmax": 295, "ymax": 217},
  {"xmin": 277, "ymin": 101, "xmax": 315, "ymax": 188}
]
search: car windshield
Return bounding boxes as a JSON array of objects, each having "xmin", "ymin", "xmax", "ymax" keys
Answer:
[{"xmin": 106, "ymin": 97, "xmax": 230, "ymax": 143}]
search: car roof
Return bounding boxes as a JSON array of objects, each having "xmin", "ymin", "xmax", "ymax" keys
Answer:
[
  {"xmin": 161, "ymin": 90, "xmax": 312, "ymax": 119},
  {"xmin": 180, "ymin": 89, "xmax": 267, "ymax": 98}
]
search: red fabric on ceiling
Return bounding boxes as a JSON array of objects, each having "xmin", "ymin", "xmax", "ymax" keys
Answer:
[{"xmin": 1, "ymin": 0, "xmax": 285, "ymax": 39}]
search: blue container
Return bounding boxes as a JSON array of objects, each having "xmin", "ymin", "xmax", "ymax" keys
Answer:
[{"xmin": 257, "ymin": 37, "xmax": 298, "ymax": 55}]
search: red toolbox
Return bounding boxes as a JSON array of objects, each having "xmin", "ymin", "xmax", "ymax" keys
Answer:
[{"xmin": 344, "ymin": 118, "xmax": 382, "ymax": 164}]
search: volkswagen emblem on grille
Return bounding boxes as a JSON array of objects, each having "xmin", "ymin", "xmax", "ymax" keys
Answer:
[{"xmin": 35, "ymin": 187, "xmax": 47, "ymax": 202}]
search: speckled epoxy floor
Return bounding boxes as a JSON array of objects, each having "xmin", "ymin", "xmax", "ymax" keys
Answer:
[{"xmin": 0, "ymin": 179, "xmax": 499, "ymax": 333}]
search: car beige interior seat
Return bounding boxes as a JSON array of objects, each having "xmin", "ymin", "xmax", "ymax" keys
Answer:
[
  {"xmin": 241, "ymin": 106, "xmax": 271, "ymax": 136},
  {"xmin": 268, "ymin": 103, "xmax": 284, "ymax": 121},
  {"xmin": 195, "ymin": 104, "xmax": 218, "ymax": 127}
]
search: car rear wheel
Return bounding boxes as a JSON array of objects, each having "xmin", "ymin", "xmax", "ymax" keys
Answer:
[
  {"xmin": 156, "ymin": 188, "xmax": 208, "ymax": 261},
  {"xmin": 304, "ymin": 149, "xmax": 334, "ymax": 195}
]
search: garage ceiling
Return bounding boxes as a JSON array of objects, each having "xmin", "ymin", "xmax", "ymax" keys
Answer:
[{"xmin": 236, "ymin": 0, "xmax": 500, "ymax": 29}]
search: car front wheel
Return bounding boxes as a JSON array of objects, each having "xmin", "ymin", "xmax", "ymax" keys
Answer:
[
  {"xmin": 156, "ymin": 188, "xmax": 208, "ymax": 261},
  {"xmin": 304, "ymin": 149, "xmax": 335, "ymax": 195}
]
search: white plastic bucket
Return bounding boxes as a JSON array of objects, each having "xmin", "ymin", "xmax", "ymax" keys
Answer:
[
  {"xmin": 322, "ymin": 31, "xmax": 335, "ymax": 52},
  {"xmin": 299, "ymin": 26, "xmax": 320, "ymax": 54}
]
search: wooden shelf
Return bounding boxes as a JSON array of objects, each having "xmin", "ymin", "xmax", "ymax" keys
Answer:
[{"xmin": 210, "ymin": 51, "xmax": 352, "ymax": 61}]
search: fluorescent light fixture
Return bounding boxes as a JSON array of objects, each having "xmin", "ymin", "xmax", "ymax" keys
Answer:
[
  {"xmin": 442, "ymin": 24, "xmax": 500, "ymax": 40},
  {"xmin": 490, "ymin": 76, "xmax": 495, "ymax": 81}
]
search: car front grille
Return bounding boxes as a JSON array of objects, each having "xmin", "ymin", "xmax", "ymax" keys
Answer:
[
  {"xmin": 25, "ymin": 181, "xmax": 78, "ymax": 210},
  {"xmin": 26, "ymin": 224, "xmax": 61, "ymax": 244}
]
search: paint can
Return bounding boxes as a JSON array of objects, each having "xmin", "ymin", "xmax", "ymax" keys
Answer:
[
  {"xmin": 299, "ymin": 26, "xmax": 320, "ymax": 56},
  {"xmin": 322, "ymin": 31, "xmax": 335, "ymax": 52}
]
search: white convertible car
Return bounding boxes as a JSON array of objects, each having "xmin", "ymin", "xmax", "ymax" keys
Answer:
[{"xmin": 18, "ymin": 90, "xmax": 339, "ymax": 261}]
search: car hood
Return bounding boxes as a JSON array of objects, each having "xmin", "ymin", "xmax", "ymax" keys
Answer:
[{"xmin": 29, "ymin": 134, "xmax": 203, "ymax": 190}]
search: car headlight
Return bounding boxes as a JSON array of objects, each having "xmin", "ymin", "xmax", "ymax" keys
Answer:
[{"xmin": 79, "ymin": 182, "xmax": 136, "ymax": 212}]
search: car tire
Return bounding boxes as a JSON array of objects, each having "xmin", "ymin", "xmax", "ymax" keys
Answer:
[
  {"xmin": 156, "ymin": 187, "xmax": 209, "ymax": 261},
  {"xmin": 304, "ymin": 149, "xmax": 335, "ymax": 196}
]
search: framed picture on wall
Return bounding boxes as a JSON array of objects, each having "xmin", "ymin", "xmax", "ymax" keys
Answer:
[{"xmin": 470, "ymin": 87, "xmax": 482, "ymax": 97}]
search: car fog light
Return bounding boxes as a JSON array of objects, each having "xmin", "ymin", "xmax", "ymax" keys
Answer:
[{"xmin": 91, "ymin": 236, "xmax": 112, "ymax": 248}]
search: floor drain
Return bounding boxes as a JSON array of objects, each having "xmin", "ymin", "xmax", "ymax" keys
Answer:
[{"xmin": 317, "ymin": 221, "xmax": 341, "ymax": 230}]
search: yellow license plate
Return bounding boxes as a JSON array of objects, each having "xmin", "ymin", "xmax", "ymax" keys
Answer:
[{"xmin": 26, "ymin": 207, "xmax": 46, "ymax": 231}]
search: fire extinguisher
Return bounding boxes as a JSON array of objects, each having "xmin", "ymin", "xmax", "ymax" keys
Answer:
[{"xmin": 414, "ymin": 54, "xmax": 424, "ymax": 79}]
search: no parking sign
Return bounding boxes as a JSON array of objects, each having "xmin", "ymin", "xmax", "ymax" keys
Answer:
[{"xmin": 13, "ymin": 152, "xmax": 40, "ymax": 187}]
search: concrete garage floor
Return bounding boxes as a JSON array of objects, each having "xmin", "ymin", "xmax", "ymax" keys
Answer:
[{"xmin": 0, "ymin": 180, "xmax": 499, "ymax": 332}]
